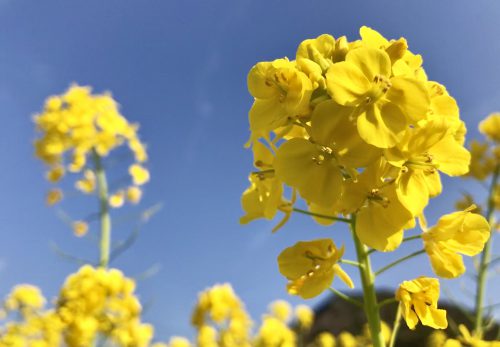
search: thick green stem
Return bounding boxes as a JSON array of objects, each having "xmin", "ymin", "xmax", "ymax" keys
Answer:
[
  {"xmin": 93, "ymin": 151, "xmax": 111, "ymax": 268},
  {"xmin": 474, "ymin": 164, "xmax": 499, "ymax": 337},
  {"xmin": 351, "ymin": 216, "xmax": 386, "ymax": 347}
]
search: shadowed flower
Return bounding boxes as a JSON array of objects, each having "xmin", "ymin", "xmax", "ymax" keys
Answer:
[
  {"xmin": 396, "ymin": 277, "xmax": 447, "ymax": 330},
  {"xmin": 278, "ymin": 239, "xmax": 353, "ymax": 299}
]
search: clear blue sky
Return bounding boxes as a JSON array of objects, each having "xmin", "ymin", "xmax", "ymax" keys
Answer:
[{"xmin": 0, "ymin": 0, "xmax": 499, "ymax": 341}]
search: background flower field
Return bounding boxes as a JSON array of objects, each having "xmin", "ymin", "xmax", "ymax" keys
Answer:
[{"xmin": 0, "ymin": 0, "xmax": 499, "ymax": 343}]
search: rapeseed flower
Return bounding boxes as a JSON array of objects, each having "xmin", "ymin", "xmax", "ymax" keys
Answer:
[
  {"xmin": 277, "ymin": 239, "xmax": 353, "ymax": 299},
  {"xmin": 396, "ymin": 277, "xmax": 447, "ymax": 330},
  {"xmin": 422, "ymin": 206, "xmax": 490, "ymax": 278}
]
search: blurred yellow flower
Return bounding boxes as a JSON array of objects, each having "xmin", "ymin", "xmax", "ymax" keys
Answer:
[
  {"xmin": 72, "ymin": 221, "xmax": 89, "ymax": 237},
  {"xmin": 75, "ymin": 169, "xmax": 96, "ymax": 194},
  {"xmin": 46, "ymin": 188, "xmax": 63, "ymax": 206},
  {"xmin": 295, "ymin": 305, "xmax": 314, "ymax": 330},
  {"xmin": 479, "ymin": 112, "xmax": 500, "ymax": 142},
  {"xmin": 127, "ymin": 186, "xmax": 143, "ymax": 204},
  {"xmin": 129, "ymin": 164, "xmax": 150, "ymax": 186},
  {"xmin": 269, "ymin": 300, "xmax": 291, "ymax": 322},
  {"xmin": 109, "ymin": 190, "xmax": 125, "ymax": 208}
]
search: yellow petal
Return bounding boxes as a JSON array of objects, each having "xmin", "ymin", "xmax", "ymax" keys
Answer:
[
  {"xmin": 357, "ymin": 103, "xmax": 407, "ymax": 148},
  {"xmin": 386, "ymin": 77, "xmax": 430, "ymax": 122},
  {"xmin": 326, "ymin": 62, "xmax": 371, "ymax": 106},
  {"xmin": 346, "ymin": 47, "xmax": 391, "ymax": 81}
]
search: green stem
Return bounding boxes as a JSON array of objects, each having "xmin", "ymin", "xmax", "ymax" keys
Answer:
[
  {"xmin": 328, "ymin": 287, "xmax": 363, "ymax": 308},
  {"xmin": 293, "ymin": 208, "xmax": 352, "ymax": 223},
  {"xmin": 388, "ymin": 304, "xmax": 402, "ymax": 347},
  {"xmin": 402, "ymin": 234, "xmax": 421, "ymax": 242},
  {"xmin": 93, "ymin": 151, "xmax": 111, "ymax": 268},
  {"xmin": 378, "ymin": 298, "xmax": 397, "ymax": 309},
  {"xmin": 474, "ymin": 164, "xmax": 500, "ymax": 337},
  {"xmin": 339, "ymin": 259, "xmax": 363, "ymax": 268},
  {"xmin": 374, "ymin": 250, "xmax": 425, "ymax": 277},
  {"xmin": 351, "ymin": 216, "xmax": 386, "ymax": 347}
]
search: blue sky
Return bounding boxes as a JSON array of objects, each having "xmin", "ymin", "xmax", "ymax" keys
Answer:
[{"xmin": 0, "ymin": 0, "xmax": 499, "ymax": 342}]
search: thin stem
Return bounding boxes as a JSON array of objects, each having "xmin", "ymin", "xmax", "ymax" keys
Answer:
[
  {"xmin": 388, "ymin": 304, "xmax": 402, "ymax": 347},
  {"xmin": 402, "ymin": 234, "xmax": 421, "ymax": 242},
  {"xmin": 378, "ymin": 298, "xmax": 397, "ymax": 309},
  {"xmin": 293, "ymin": 208, "xmax": 352, "ymax": 224},
  {"xmin": 93, "ymin": 151, "xmax": 111, "ymax": 268},
  {"xmin": 474, "ymin": 164, "xmax": 500, "ymax": 337},
  {"xmin": 339, "ymin": 259, "xmax": 363, "ymax": 268},
  {"xmin": 328, "ymin": 287, "xmax": 363, "ymax": 308},
  {"xmin": 375, "ymin": 250, "xmax": 425, "ymax": 277},
  {"xmin": 351, "ymin": 216, "xmax": 386, "ymax": 347}
]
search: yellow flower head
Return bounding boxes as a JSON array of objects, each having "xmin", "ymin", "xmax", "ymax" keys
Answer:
[
  {"xmin": 294, "ymin": 304, "xmax": 314, "ymax": 330},
  {"xmin": 46, "ymin": 188, "xmax": 63, "ymax": 206},
  {"xmin": 4, "ymin": 285, "xmax": 46, "ymax": 312},
  {"xmin": 247, "ymin": 58, "xmax": 313, "ymax": 141},
  {"xmin": 167, "ymin": 337, "xmax": 191, "ymax": 347},
  {"xmin": 127, "ymin": 186, "xmax": 143, "ymax": 204},
  {"xmin": 75, "ymin": 169, "xmax": 96, "ymax": 194},
  {"xmin": 268, "ymin": 300, "xmax": 292, "ymax": 322},
  {"xmin": 255, "ymin": 315, "xmax": 296, "ymax": 347},
  {"xmin": 129, "ymin": 164, "xmax": 150, "ymax": 186},
  {"xmin": 72, "ymin": 220, "xmax": 89, "ymax": 237},
  {"xmin": 422, "ymin": 206, "xmax": 490, "ymax": 278},
  {"xmin": 396, "ymin": 277, "xmax": 447, "ymax": 330},
  {"xmin": 46, "ymin": 166, "xmax": 65, "ymax": 182},
  {"xmin": 109, "ymin": 190, "xmax": 125, "ymax": 208},
  {"xmin": 191, "ymin": 283, "xmax": 252, "ymax": 346},
  {"xmin": 34, "ymin": 85, "xmax": 149, "ymax": 200},
  {"xmin": 314, "ymin": 332, "xmax": 336, "ymax": 347},
  {"xmin": 479, "ymin": 112, "xmax": 500, "ymax": 142},
  {"xmin": 277, "ymin": 239, "xmax": 353, "ymax": 299}
]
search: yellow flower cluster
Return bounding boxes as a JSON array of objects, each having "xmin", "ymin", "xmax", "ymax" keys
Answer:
[
  {"xmin": 34, "ymin": 85, "xmax": 150, "ymax": 234},
  {"xmin": 0, "ymin": 266, "xmax": 158, "ymax": 347},
  {"xmin": 35, "ymin": 84, "xmax": 146, "ymax": 171},
  {"xmin": 241, "ymin": 26, "xmax": 470, "ymax": 251},
  {"xmin": 240, "ymin": 27, "xmax": 491, "ymax": 314},
  {"xmin": 191, "ymin": 283, "xmax": 252, "ymax": 347},
  {"xmin": 56, "ymin": 265, "xmax": 153, "ymax": 347}
]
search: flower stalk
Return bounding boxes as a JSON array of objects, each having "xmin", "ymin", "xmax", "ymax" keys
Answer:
[
  {"xmin": 93, "ymin": 151, "xmax": 111, "ymax": 268},
  {"xmin": 351, "ymin": 215, "xmax": 386, "ymax": 347},
  {"xmin": 474, "ymin": 164, "xmax": 499, "ymax": 337}
]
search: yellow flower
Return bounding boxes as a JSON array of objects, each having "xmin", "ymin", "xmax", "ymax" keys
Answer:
[
  {"xmin": 72, "ymin": 221, "xmax": 89, "ymax": 237},
  {"xmin": 294, "ymin": 305, "xmax": 314, "ymax": 330},
  {"xmin": 422, "ymin": 206, "xmax": 490, "ymax": 278},
  {"xmin": 46, "ymin": 166, "xmax": 65, "ymax": 182},
  {"xmin": 314, "ymin": 332, "xmax": 336, "ymax": 347},
  {"xmin": 254, "ymin": 316, "xmax": 296, "ymax": 347},
  {"xmin": 268, "ymin": 300, "xmax": 291, "ymax": 322},
  {"xmin": 129, "ymin": 164, "xmax": 150, "ymax": 186},
  {"xmin": 337, "ymin": 332, "xmax": 357, "ymax": 347},
  {"xmin": 326, "ymin": 46, "xmax": 429, "ymax": 148},
  {"xmin": 386, "ymin": 117, "xmax": 470, "ymax": 216},
  {"xmin": 274, "ymin": 100, "xmax": 380, "ymax": 207},
  {"xmin": 296, "ymin": 34, "xmax": 348, "ymax": 73},
  {"xmin": 277, "ymin": 239, "xmax": 353, "ymax": 299},
  {"xmin": 109, "ymin": 190, "xmax": 125, "ymax": 208},
  {"xmin": 75, "ymin": 169, "xmax": 96, "ymax": 193},
  {"xmin": 396, "ymin": 277, "xmax": 447, "ymax": 330},
  {"xmin": 247, "ymin": 58, "xmax": 312, "ymax": 140},
  {"xmin": 4, "ymin": 285, "xmax": 46, "ymax": 312},
  {"xmin": 341, "ymin": 159, "xmax": 414, "ymax": 251},
  {"xmin": 46, "ymin": 188, "xmax": 63, "ymax": 206},
  {"xmin": 126, "ymin": 186, "xmax": 143, "ymax": 204},
  {"xmin": 479, "ymin": 112, "xmax": 500, "ymax": 142},
  {"xmin": 467, "ymin": 140, "xmax": 496, "ymax": 180},
  {"xmin": 167, "ymin": 337, "xmax": 191, "ymax": 347}
]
